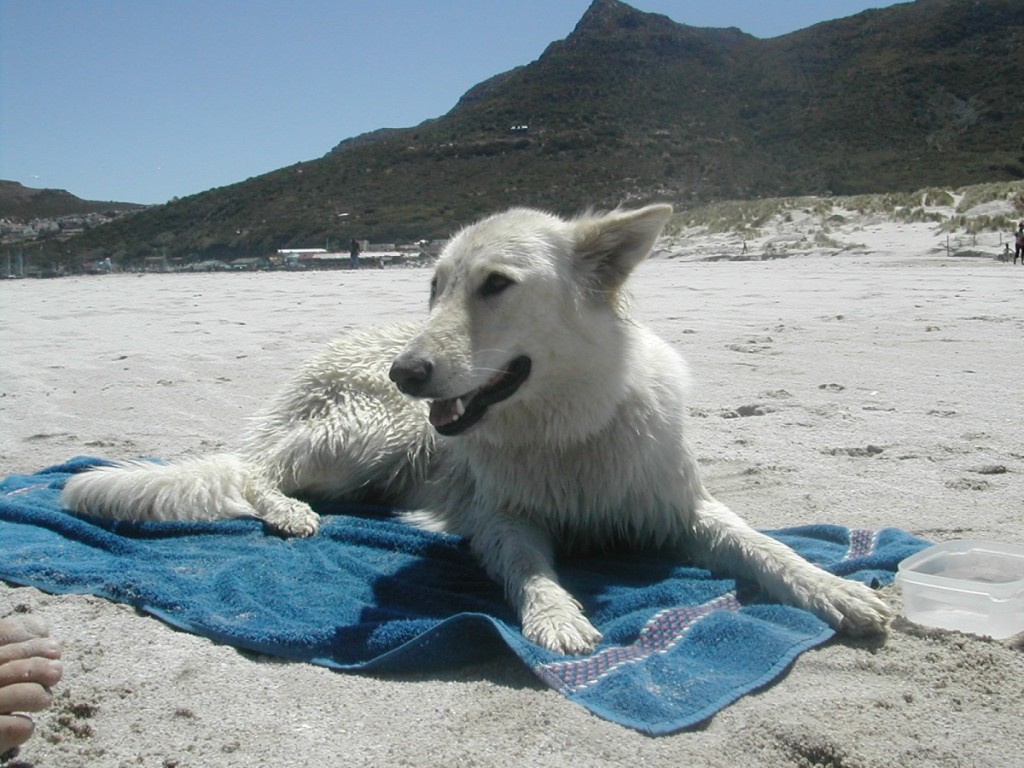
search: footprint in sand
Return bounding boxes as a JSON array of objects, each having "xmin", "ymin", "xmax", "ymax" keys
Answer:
[
  {"xmin": 823, "ymin": 445, "xmax": 885, "ymax": 457},
  {"xmin": 945, "ymin": 477, "xmax": 992, "ymax": 491},
  {"xmin": 720, "ymin": 404, "xmax": 776, "ymax": 419},
  {"xmin": 24, "ymin": 432, "xmax": 78, "ymax": 443},
  {"xmin": 970, "ymin": 465, "xmax": 1007, "ymax": 476},
  {"xmin": 83, "ymin": 439, "xmax": 137, "ymax": 452},
  {"xmin": 726, "ymin": 336, "xmax": 775, "ymax": 354}
]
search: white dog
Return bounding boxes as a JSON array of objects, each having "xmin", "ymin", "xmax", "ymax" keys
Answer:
[{"xmin": 62, "ymin": 204, "xmax": 890, "ymax": 655}]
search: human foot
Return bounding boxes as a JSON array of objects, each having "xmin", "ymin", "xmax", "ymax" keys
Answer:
[{"xmin": 0, "ymin": 615, "xmax": 63, "ymax": 758}]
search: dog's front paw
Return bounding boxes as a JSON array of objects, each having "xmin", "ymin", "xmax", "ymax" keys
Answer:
[
  {"xmin": 821, "ymin": 578, "xmax": 892, "ymax": 636},
  {"xmin": 522, "ymin": 602, "xmax": 603, "ymax": 655},
  {"xmin": 262, "ymin": 498, "xmax": 321, "ymax": 538}
]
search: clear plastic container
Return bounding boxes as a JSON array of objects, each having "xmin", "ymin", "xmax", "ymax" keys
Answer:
[{"xmin": 896, "ymin": 540, "xmax": 1024, "ymax": 639}]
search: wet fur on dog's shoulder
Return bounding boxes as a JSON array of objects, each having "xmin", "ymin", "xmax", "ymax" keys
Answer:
[{"xmin": 63, "ymin": 204, "xmax": 890, "ymax": 655}]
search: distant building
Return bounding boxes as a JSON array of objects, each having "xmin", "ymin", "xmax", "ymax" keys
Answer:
[{"xmin": 277, "ymin": 248, "xmax": 327, "ymax": 256}]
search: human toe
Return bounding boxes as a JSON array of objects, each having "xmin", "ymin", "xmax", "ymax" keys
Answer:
[
  {"xmin": 0, "ymin": 636, "xmax": 61, "ymax": 666},
  {"xmin": 0, "ymin": 616, "xmax": 50, "ymax": 646},
  {"xmin": 0, "ymin": 657, "xmax": 64, "ymax": 691},
  {"xmin": 0, "ymin": 712, "xmax": 36, "ymax": 754}
]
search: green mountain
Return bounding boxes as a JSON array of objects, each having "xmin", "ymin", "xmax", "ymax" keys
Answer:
[
  {"xmin": 47, "ymin": 0, "xmax": 1024, "ymax": 264},
  {"xmin": 0, "ymin": 180, "xmax": 143, "ymax": 220}
]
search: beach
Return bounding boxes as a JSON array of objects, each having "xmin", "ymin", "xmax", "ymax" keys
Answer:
[{"xmin": 2, "ymin": 222, "xmax": 1023, "ymax": 766}]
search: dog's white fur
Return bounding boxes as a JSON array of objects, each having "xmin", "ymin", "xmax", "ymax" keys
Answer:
[{"xmin": 62, "ymin": 204, "xmax": 890, "ymax": 655}]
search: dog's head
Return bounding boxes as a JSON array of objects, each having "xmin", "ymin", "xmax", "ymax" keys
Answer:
[{"xmin": 389, "ymin": 204, "xmax": 672, "ymax": 441}]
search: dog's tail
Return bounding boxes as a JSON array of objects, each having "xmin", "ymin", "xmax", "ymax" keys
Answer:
[{"xmin": 61, "ymin": 454, "xmax": 259, "ymax": 524}]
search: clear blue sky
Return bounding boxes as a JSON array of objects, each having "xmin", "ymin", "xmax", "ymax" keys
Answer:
[{"xmin": 1, "ymin": 1, "xmax": 905, "ymax": 205}]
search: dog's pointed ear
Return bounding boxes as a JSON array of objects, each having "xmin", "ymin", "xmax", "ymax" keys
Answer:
[{"xmin": 572, "ymin": 204, "xmax": 673, "ymax": 298}]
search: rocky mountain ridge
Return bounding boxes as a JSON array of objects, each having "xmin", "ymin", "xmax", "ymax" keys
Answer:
[{"xmin": 27, "ymin": 0, "xmax": 1024, "ymax": 264}]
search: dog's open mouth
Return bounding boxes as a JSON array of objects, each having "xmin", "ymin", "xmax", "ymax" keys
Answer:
[{"xmin": 429, "ymin": 356, "xmax": 531, "ymax": 436}]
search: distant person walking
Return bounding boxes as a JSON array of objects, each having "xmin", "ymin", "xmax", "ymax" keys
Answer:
[
  {"xmin": 1015, "ymin": 222, "xmax": 1024, "ymax": 265},
  {"xmin": 349, "ymin": 238, "xmax": 361, "ymax": 270}
]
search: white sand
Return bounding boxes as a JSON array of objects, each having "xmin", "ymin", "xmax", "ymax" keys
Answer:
[{"xmin": 2, "ymin": 222, "xmax": 1023, "ymax": 767}]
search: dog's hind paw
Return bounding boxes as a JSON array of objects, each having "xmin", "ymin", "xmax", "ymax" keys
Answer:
[{"xmin": 522, "ymin": 604, "xmax": 603, "ymax": 656}]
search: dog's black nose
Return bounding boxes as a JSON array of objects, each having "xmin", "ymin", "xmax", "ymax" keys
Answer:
[{"xmin": 389, "ymin": 355, "xmax": 433, "ymax": 396}]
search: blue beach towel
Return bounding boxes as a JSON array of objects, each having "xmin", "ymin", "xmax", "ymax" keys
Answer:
[{"xmin": 0, "ymin": 458, "xmax": 929, "ymax": 735}]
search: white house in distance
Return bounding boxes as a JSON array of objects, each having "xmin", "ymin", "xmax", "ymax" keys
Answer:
[
  {"xmin": 276, "ymin": 244, "xmax": 419, "ymax": 270},
  {"xmin": 277, "ymin": 247, "xmax": 329, "ymax": 269}
]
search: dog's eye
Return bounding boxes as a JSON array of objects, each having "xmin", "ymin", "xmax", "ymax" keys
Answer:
[{"xmin": 479, "ymin": 272, "xmax": 513, "ymax": 298}]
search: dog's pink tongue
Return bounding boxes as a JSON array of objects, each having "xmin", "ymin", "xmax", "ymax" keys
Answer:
[{"xmin": 429, "ymin": 399, "xmax": 458, "ymax": 428}]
